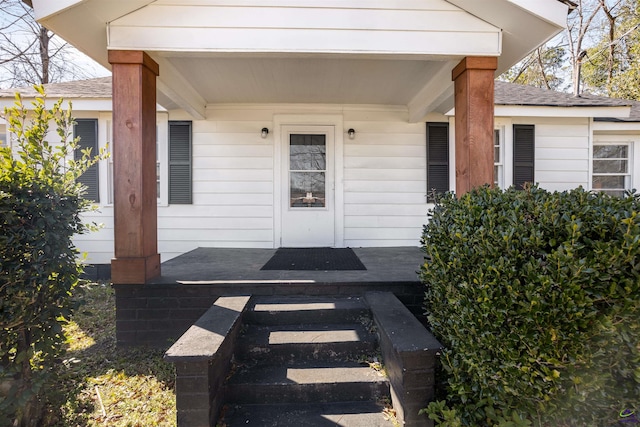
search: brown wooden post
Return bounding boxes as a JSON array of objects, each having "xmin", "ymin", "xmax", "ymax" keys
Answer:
[
  {"xmin": 108, "ymin": 50, "xmax": 161, "ymax": 284},
  {"xmin": 452, "ymin": 56, "xmax": 498, "ymax": 195}
]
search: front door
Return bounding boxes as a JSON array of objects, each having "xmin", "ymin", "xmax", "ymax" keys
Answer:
[{"xmin": 281, "ymin": 126, "xmax": 335, "ymax": 247}]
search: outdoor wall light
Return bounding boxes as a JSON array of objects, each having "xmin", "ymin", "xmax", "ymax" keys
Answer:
[
  {"xmin": 348, "ymin": 128, "xmax": 356, "ymax": 139},
  {"xmin": 261, "ymin": 127, "xmax": 269, "ymax": 138}
]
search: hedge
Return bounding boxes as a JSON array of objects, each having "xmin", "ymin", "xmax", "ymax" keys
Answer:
[
  {"xmin": 421, "ymin": 186, "xmax": 640, "ymax": 426},
  {"xmin": 0, "ymin": 88, "xmax": 104, "ymax": 426}
]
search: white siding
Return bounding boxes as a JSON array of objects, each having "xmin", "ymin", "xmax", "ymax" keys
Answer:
[
  {"xmin": 512, "ymin": 117, "xmax": 591, "ymax": 192},
  {"xmin": 73, "ymin": 106, "xmax": 432, "ymax": 264},
  {"xmin": 72, "ymin": 110, "xmax": 607, "ymax": 265},
  {"xmin": 343, "ymin": 110, "xmax": 428, "ymax": 247}
]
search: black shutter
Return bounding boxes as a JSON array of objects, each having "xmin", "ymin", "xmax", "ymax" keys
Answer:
[
  {"xmin": 513, "ymin": 125, "xmax": 535, "ymax": 190},
  {"xmin": 74, "ymin": 119, "xmax": 99, "ymax": 202},
  {"xmin": 426, "ymin": 122, "xmax": 449, "ymax": 202},
  {"xmin": 169, "ymin": 121, "xmax": 192, "ymax": 204}
]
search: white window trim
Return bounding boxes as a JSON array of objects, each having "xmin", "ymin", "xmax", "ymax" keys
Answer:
[
  {"xmin": 447, "ymin": 117, "xmax": 514, "ymax": 192},
  {"xmin": 494, "ymin": 127, "xmax": 504, "ymax": 189},
  {"xmin": 102, "ymin": 112, "xmax": 169, "ymax": 207},
  {"xmin": 495, "ymin": 118, "xmax": 513, "ymax": 188},
  {"xmin": 591, "ymin": 136, "xmax": 636, "ymax": 195}
]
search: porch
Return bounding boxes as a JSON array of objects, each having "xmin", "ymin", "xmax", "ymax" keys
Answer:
[
  {"xmin": 151, "ymin": 246, "xmax": 424, "ymax": 285},
  {"xmin": 113, "ymin": 246, "xmax": 427, "ymax": 348}
]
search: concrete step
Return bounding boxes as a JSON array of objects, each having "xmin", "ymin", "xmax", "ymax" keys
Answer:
[
  {"xmin": 245, "ymin": 296, "xmax": 371, "ymax": 325},
  {"xmin": 235, "ymin": 323, "xmax": 378, "ymax": 363},
  {"xmin": 226, "ymin": 360, "xmax": 389, "ymax": 404},
  {"xmin": 221, "ymin": 401, "xmax": 395, "ymax": 427}
]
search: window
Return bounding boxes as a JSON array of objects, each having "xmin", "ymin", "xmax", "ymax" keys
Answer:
[
  {"xmin": 592, "ymin": 143, "xmax": 631, "ymax": 196},
  {"xmin": 494, "ymin": 128, "xmax": 504, "ymax": 188},
  {"xmin": 427, "ymin": 122, "xmax": 534, "ymax": 194},
  {"xmin": 513, "ymin": 124, "xmax": 535, "ymax": 189},
  {"xmin": 168, "ymin": 121, "xmax": 192, "ymax": 204},
  {"xmin": 426, "ymin": 122, "xmax": 449, "ymax": 201},
  {"xmin": 74, "ymin": 119, "xmax": 99, "ymax": 202}
]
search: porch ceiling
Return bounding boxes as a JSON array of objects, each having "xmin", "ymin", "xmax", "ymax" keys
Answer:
[
  {"xmin": 31, "ymin": 0, "xmax": 568, "ymax": 121},
  {"xmin": 156, "ymin": 55, "xmax": 449, "ymax": 107}
]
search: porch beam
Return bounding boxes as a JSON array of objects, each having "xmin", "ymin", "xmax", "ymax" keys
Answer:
[
  {"xmin": 407, "ymin": 60, "xmax": 457, "ymax": 122},
  {"xmin": 452, "ymin": 56, "xmax": 498, "ymax": 195},
  {"xmin": 109, "ymin": 50, "xmax": 161, "ymax": 284},
  {"xmin": 151, "ymin": 54, "xmax": 206, "ymax": 120}
]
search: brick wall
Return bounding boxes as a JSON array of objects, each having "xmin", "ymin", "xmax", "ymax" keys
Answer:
[{"xmin": 114, "ymin": 281, "xmax": 425, "ymax": 348}]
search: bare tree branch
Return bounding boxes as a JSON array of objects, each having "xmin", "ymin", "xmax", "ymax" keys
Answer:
[{"xmin": 0, "ymin": 0, "xmax": 107, "ymax": 88}]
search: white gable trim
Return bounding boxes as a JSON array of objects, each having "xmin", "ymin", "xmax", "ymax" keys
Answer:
[{"xmin": 107, "ymin": 1, "xmax": 502, "ymax": 57}]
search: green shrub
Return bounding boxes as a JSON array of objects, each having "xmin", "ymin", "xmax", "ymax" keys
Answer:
[
  {"xmin": 421, "ymin": 185, "xmax": 640, "ymax": 426},
  {"xmin": 0, "ymin": 88, "xmax": 105, "ymax": 426}
]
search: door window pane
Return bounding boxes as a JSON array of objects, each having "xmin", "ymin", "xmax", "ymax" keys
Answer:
[
  {"xmin": 594, "ymin": 145, "xmax": 628, "ymax": 159},
  {"xmin": 290, "ymin": 172, "xmax": 325, "ymax": 207},
  {"xmin": 290, "ymin": 134, "xmax": 326, "ymax": 171},
  {"xmin": 593, "ymin": 159, "xmax": 627, "ymax": 174},
  {"xmin": 290, "ymin": 134, "xmax": 327, "ymax": 208}
]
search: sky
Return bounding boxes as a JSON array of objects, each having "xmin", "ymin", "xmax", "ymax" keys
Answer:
[{"xmin": 0, "ymin": 2, "xmax": 111, "ymax": 89}]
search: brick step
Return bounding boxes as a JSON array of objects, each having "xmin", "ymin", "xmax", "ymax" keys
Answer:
[
  {"xmin": 235, "ymin": 322, "xmax": 377, "ymax": 363},
  {"xmin": 245, "ymin": 295, "xmax": 371, "ymax": 325},
  {"xmin": 221, "ymin": 401, "xmax": 395, "ymax": 427},
  {"xmin": 225, "ymin": 360, "xmax": 389, "ymax": 404}
]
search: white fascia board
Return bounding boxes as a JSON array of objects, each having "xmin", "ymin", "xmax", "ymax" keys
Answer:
[
  {"xmin": 494, "ymin": 105, "xmax": 632, "ymax": 118},
  {"xmin": 0, "ymin": 98, "xmax": 107, "ymax": 111},
  {"xmin": 0, "ymin": 98, "xmax": 166, "ymax": 112},
  {"xmin": 151, "ymin": 55, "xmax": 206, "ymax": 120},
  {"xmin": 31, "ymin": 0, "xmax": 83, "ymax": 20},
  {"xmin": 407, "ymin": 60, "xmax": 459, "ymax": 123},
  {"xmin": 592, "ymin": 121, "xmax": 640, "ymax": 133},
  {"xmin": 507, "ymin": 0, "xmax": 568, "ymax": 28},
  {"xmin": 446, "ymin": 0, "xmax": 566, "ymax": 74},
  {"xmin": 442, "ymin": 105, "xmax": 632, "ymax": 118},
  {"xmin": 31, "ymin": 0, "xmax": 155, "ymax": 70}
]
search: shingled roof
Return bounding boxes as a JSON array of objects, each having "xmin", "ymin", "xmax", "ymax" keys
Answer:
[
  {"xmin": 495, "ymin": 80, "xmax": 640, "ymax": 121},
  {"xmin": 1, "ymin": 77, "xmax": 639, "ymax": 121},
  {"xmin": 0, "ymin": 77, "xmax": 112, "ymax": 99}
]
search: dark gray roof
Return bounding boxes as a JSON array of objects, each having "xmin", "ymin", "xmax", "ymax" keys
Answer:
[
  {"xmin": 0, "ymin": 77, "xmax": 112, "ymax": 99},
  {"xmin": 1, "ymin": 77, "xmax": 639, "ymax": 121},
  {"xmin": 495, "ymin": 80, "xmax": 629, "ymax": 107},
  {"xmin": 495, "ymin": 80, "xmax": 640, "ymax": 122}
]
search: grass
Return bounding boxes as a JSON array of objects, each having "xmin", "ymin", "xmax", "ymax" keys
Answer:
[{"xmin": 42, "ymin": 282, "xmax": 176, "ymax": 427}]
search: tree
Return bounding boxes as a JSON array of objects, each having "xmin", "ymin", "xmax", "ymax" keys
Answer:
[
  {"xmin": 500, "ymin": 45, "xmax": 566, "ymax": 90},
  {"xmin": 499, "ymin": 0, "xmax": 605, "ymax": 93},
  {"xmin": 566, "ymin": 0, "xmax": 605, "ymax": 95},
  {"xmin": 581, "ymin": 0, "xmax": 640, "ymax": 99},
  {"xmin": 0, "ymin": 0, "xmax": 107, "ymax": 89}
]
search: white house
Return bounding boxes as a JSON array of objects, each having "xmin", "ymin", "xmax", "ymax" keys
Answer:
[
  {"xmin": 2, "ymin": 78, "xmax": 639, "ymax": 274},
  {"xmin": 4, "ymin": 0, "xmax": 574, "ymax": 286}
]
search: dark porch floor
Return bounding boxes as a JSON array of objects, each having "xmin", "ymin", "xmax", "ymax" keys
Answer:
[{"xmin": 149, "ymin": 247, "xmax": 426, "ymax": 285}]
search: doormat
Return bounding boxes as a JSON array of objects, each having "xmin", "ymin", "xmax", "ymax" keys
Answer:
[{"xmin": 260, "ymin": 248, "xmax": 367, "ymax": 271}]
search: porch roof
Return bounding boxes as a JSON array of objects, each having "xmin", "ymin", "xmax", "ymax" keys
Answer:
[{"xmin": 29, "ymin": 0, "xmax": 568, "ymax": 122}]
